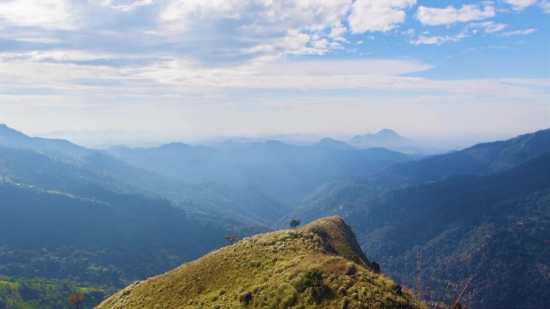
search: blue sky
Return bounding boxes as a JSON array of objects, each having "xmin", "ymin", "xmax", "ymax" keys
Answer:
[{"xmin": 0, "ymin": 0, "xmax": 548, "ymax": 141}]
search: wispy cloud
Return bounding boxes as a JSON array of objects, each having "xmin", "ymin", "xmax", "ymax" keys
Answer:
[
  {"xmin": 416, "ymin": 4, "xmax": 495, "ymax": 26},
  {"xmin": 469, "ymin": 22, "xmax": 508, "ymax": 33},
  {"xmin": 409, "ymin": 30, "xmax": 470, "ymax": 45},
  {"xmin": 503, "ymin": 0, "xmax": 538, "ymax": 11},
  {"xmin": 503, "ymin": 0, "xmax": 550, "ymax": 13},
  {"xmin": 348, "ymin": 0, "xmax": 416, "ymax": 33},
  {"xmin": 502, "ymin": 28, "xmax": 538, "ymax": 36}
]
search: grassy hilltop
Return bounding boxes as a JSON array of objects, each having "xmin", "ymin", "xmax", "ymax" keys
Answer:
[{"xmin": 96, "ymin": 217, "xmax": 424, "ymax": 309}]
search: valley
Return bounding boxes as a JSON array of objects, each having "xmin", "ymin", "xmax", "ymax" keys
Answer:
[{"xmin": 0, "ymin": 124, "xmax": 549, "ymax": 308}]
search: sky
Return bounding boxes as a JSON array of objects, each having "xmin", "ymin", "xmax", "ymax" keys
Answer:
[{"xmin": 0, "ymin": 0, "xmax": 549, "ymax": 142}]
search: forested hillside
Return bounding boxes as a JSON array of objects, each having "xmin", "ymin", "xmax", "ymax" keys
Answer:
[
  {"xmin": 284, "ymin": 154, "xmax": 550, "ymax": 308},
  {"xmin": 0, "ymin": 180, "xmax": 261, "ymax": 308},
  {"xmin": 0, "ymin": 147, "xmax": 286, "ymax": 226}
]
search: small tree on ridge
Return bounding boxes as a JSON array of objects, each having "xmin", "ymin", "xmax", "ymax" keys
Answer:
[
  {"xmin": 289, "ymin": 219, "xmax": 301, "ymax": 229},
  {"xmin": 224, "ymin": 234, "xmax": 238, "ymax": 245}
]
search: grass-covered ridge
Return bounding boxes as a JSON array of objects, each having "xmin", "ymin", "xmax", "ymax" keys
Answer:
[{"xmin": 96, "ymin": 217, "xmax": 425, "ymax": 309}]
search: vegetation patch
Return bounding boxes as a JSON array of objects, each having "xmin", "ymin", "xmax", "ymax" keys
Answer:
[{"xmin": 96, "ymin": 217, "xmax": 425, "ymax": 309}]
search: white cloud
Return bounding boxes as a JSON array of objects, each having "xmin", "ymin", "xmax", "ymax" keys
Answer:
[
  {"xmin": 159, "ymin": 0, "xmax": 352, "ymax": 58},
  {"xmin": 3, "ymin": 49, "xmax": 545, "ymax": 102},
  {"xmin": 0, "ymin": 0, "xmax": 77, "ymax": 30},
  {"xmin": 348, "ymin": 0, "xmax": 417, "ymax": 33},
  {"xmin": 356, "ymin": 40, "xmax": 364, "ymax": 44},
  {"xmin": 502, "ymin": 28, "xmax": 538, "ymax": 36},
  {"xmin": 416, "ymin": 4, "xmax": 495, "ymax": 26},
  {"xmin": 330, "ymin": 42, "xmax": 343, "ymax": 49},
  {"xmin": 313, "ymin": 39, "xmax": 330, "ymax": 49},
  {"xmin": 329, "ymin": 24, "xmax": 347, "ymax": 38},
  {"xmin": 503, "ymin": 0, "xmax": 538, "ymax": 11},
  {"xmin": 160, "ymin": 0, "xmax": 351, "ymax": 33},
  {"xmin": 328, "ymin": 25, "xmax": 349, "ymax": 42},
  {"xmin": 503, "ymin": 0, "xmax": 550, "ymax": 13},
  {"xmin": 110, "ymin": 0, "xmax": 156, "ymax": 12},
  {"xmin": 539, "ymin": 0, "xmax": 550, "ymax": 13},
  {"xmin": 469, "ymin": 22, "xmax": 507, "ymax": 33},
  {"xmin": 410, "ymin": 31, "xmax": 469, "ymax": 45}
]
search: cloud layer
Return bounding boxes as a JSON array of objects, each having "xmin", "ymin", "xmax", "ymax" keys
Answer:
[{"xmin": 0, "ymin": 0, "xmax": 548, "ymax": 137}]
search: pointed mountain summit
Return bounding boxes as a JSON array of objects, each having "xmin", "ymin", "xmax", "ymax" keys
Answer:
[
  {"xmin": 0, "ymin": 124, "xmax": 90, "ymax": 156},
  {"xmin": 96, "ymin": 216, "xmax": 424, "ymax": 309},
  {"xmin": 349, "ymin": 129, "xmax": 411, "ymax": 149}
]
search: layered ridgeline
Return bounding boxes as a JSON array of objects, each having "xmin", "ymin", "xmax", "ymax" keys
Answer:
[
  {"xmin": 0, "ymin": 123, "xmax": 90, "ymax": 156},
  {"xmin": 96, "ymin": 217, "xmax": 425, "ymax": 309},
  {"xmin": 363, "ymin": 128, "xmax": 550, "ymax": 188},
  {"xmin": 282, "ymin": 152, "xmax": 550, "ymax": 308},
  {"xmin": 105, "ymin": 138, "xmax": 410, "ymax": 202},
  {"xmin": 0, "ymin": 146, "xmax": 287, "ymax": 227},
  {"xmin": 0, "ymin": 144, "xmax": 274, "ymax": 307}
]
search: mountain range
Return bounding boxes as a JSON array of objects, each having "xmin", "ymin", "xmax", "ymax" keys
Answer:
[
  {"xmin": 104, "ymin": 138, "xmax": 410, "ymax": 202},
  {"xmin": 1, "ymin": 124, "xmax": 549, "ymax": 309}
]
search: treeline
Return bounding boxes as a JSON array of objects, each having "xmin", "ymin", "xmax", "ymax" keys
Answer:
[{"xmin": 0, "ymin": 276, "xmax": 109, "ymax": 309}]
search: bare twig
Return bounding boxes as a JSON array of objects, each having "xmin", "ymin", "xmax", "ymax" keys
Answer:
[
  {"xmin": 453, "ymin": 276, "xmax": 474, "ymax": 307},
  {"xmin": 451, "ymin": 280, "xmax": 462, "ymax": 303},
  {"xmin": 464, "ymin": 288, "xmax": 477, "ymax": 309},
  {"xmin": 442, "ymin": 282, "xmax": 450, "ymax": 304},
  {"xmin": 416, "ymin": 250, "xmax": 423, "ymax": 298}
]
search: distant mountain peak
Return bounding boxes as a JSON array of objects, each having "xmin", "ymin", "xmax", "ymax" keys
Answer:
[
  {"xmin": 349, "ymin": 129, "xmax": 410, "ymax": 149},
  {"xmin": 375, "ymin": 128, "xmax": 400, "ymax": 136}
]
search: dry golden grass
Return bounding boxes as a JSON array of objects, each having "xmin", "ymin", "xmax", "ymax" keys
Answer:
[{"xmin": 95, "ymin": 217, "xmax": 426, "ymax": 309}]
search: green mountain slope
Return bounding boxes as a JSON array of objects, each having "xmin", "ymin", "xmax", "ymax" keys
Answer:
[
  {"xmin": 96, "ymin": 217, "xmax": 425, "ymax": 309},
  {"xmin": 283, "ymin": 154, "xmax": 550, "ymax": 308},
  {"xmin": 0, "ymin": 182, "xmax": 241, "ymax": 288},
  {"xmin": 0, "ymin": 147, "xmax": 287, "ymax": 226}
]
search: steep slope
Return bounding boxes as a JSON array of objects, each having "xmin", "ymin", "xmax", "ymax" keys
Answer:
[
  {"xmin": 96, "ymin": 217, "xmax": 425, "ymax": 309},
  {"xmin": 0, "ymin": 124, "xmax": 90, "ymax": 156},
  {"xmin": 364, "ymin": 128, "xmax": 550, "ymax": 188}
]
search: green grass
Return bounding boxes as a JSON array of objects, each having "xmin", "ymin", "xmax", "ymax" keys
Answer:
[{"xmin": 96, "ymin": 217, "xmax": 425, "ymax": 309}]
